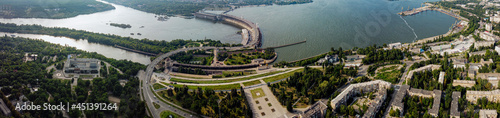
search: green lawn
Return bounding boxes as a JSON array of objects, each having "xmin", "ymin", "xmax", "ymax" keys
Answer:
[
  {"xmin": 243, "ymin": 80, "xmax": 262, "ymax": 86},
  {"xmin": 263, "ymin": 68, "xmax": 304, "ymax": 83},
  {"xmin": 213, "ymin": 71, "xmax": 256, "ymax": 78},
  {"xmin": 161, "ymin": 82, "xmax": 241, "ymax": 90},
  {"xmin": 153, "ymin": 83, "xmax": 166, "ymax": 90},
  {"xmin": 172, "ymin": 74, "xmax": 210, "ymax": 79},
  {"xmin": 185, "ymin": 42, "xmax": 200, "ymax": 47},
  {"xmin": 250, "ymin": 88, "xmax": 265, "ymax": 99},
  {"xmin": 225, "ymin": 54, "xmax": 251, "ymax": 65},
  {"xmin": 375, "ymin": 69, "xmax": 400, "ymax": 84},
  {"xmin": 377, "ymin": 65, "xmax": 399, "ymax": 73},
  {"xmin": 160, "ymin": 110, "xmax": 184, "ymax": 118},
  {"xmin": 170, "ymin": 70, "xmax": 284, "ymax": 84},
  {"xmin": 79, "ymin": 75, "xmax": 94, "ymax": 78}
]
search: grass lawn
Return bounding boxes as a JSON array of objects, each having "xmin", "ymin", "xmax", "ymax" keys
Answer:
[
  {"xmin": 153, "ymin": 102, "xmax": 160, "ymax": 109},
  {"xmin": 172, "ymin": 74, "xmax": 210, "ymax": 79},
  {"xmin": 153, "ymin": 83, "xmax": 167, "ymax": 90},
  {"xmin": 214, "ymin": 71, "xmax": 256, "ymax": 78},
  {"xmin": 250, "ymin": 88, "xmax": 265, "ymax": 99},
  {"xmin": 161, "ymin": 82, "xmax": 241, "ymax": 90},
  {"xmin": 377, "ymin": 65, "xmax": 399, "ymax": 73},
  {"xmin": 375, "ymin": 69, "xmax": 400, "ymax": 84},
  {"xmin": 225, "ymin": 54, "xmax": 251, "ymax": 65},
  {"xmin": 185, "ymin": 42, "xmax": 200, "ymax": 47},
  {"xmin": 170, "ymin": 70, "xmax": 284, "ymax": 84},
  {"xmin": 160, "ymin": 110, "xmax": 184, "ymax": 118},
  {"xmin": 243, "ymin": 80, "xmax": 262, "ymax": 86},
  {"xmin": 79, "ymin": 75, "xmax": 94, "ymax": 78},
  {"xmin": 263, "ymin": 68, "xmax": 304, "ymax": 83}
]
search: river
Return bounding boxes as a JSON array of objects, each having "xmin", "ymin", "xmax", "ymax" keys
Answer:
[
  {"xmin": 228, "ymin": 0, "xmax": 457, "ymax": 62},
  {"xmin": 0, "ymin": 32, "xmax": 152, "ymax": 65},
  {"xmin": 0, "ymin": 0, "xmax": 456, "ymax": 62}
]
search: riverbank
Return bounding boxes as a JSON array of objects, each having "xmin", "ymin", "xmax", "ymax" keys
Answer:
[{"xmin": 0, "ymin": 0, "xmax": 115, "ymax": 19}]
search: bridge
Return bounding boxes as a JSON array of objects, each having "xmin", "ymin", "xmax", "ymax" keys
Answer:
[{"xmin": 193, "ymin": 12, "xmax": 262, "ymax": 48}]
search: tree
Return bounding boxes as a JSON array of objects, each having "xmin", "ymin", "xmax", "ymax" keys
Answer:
[{"xmin": 287, "ymin": 101, "xmax": 293, "ymax": 112}]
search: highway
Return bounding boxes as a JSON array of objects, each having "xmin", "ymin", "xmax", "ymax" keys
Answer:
[
  {"xmin": 141, "ymin": 47, "xmax": 219, "ymax": 118},
  {"xmin": 140, "ymin": 46, "xmax": 250, "ymax": 118}
]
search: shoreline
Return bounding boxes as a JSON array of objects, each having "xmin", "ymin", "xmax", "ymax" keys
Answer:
[{"xmin": 403, "ymin": 4, "xmax": 467, "ymax": 45}]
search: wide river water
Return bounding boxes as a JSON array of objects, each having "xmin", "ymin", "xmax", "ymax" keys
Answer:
[
  {"xmin": 0, "ymin": 0, "xmax": 456, "ymax": 63},
  {"xmin": 0, "ymin": 32, "xmax": 152, "ymax": 65}
]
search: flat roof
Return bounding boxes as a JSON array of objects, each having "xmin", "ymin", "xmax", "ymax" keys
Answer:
[{"xmin": 450, "ymin": 92, "xmax": 461, "ymax": 117}]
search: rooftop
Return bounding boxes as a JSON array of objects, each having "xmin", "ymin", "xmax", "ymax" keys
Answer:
[
  {"xmin": 450, "ymin": 92, "xmax": 461, "ymax": 117},
  {"xmin": 429, "ymin": 90, "xmax": 442, "ymax": 116},
  {"xmin": 391, "ymin": 85, "xmax": 410, "ymax": 109}
]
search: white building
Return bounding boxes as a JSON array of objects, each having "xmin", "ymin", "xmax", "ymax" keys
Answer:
[
  {"xmin": 474, "ymin": 41, "xmax": 495, "ymax": 48},
  {"xmin": 480, "ymin": 31, "xmax": 500, "ymax": 41},
  {"xmin": 480, "ymin": 109, "xmax": 497, "ymax": 118},
  {"xmin": 387, "ymin": 42, "xmax": 402, "ymax": 49},
  {"xmin": 495, "ymin": 46, "xmax": 500, "ymax": 54},
  {"xmin": 485, "ymin": 23, "xmax": 493, "ymax": 31},
  {"xmin": 491, "ymin": 16, "xmax": 500, "ymax": 23},
  {"xmin": 438, "ymin": 72, "xmax": 445, "ymax": 84}
]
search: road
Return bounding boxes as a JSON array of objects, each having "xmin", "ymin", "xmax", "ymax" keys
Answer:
[
  {"xmin": 141, "ymin": 47, "xmax": 221, "ymax": 118},
  {"xmin": 165, "ymin": 67, "xmax": 302, "ymax": 86},
  {"xmin": 140, "ymin": 46, "xmax": 249, "ymax": 118}
]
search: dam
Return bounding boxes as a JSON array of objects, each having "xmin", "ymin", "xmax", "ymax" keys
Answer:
[{"xmin": 193, "ymin": 12, "xmax": 262, "ymax": 48}]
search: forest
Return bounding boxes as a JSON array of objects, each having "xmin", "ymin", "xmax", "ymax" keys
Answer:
[
  {"xmin": 0, "ymin": 36, "xmax": 145, "ymax": 117},
  {"xmin": 270, "ymin": 65, "xmax": 354, "ymax": 110},
  {"xmin": 170, "ymin": 49, "xmax": 214, "ymax": 65},
  {"xmin": 158, "ymin": 86, "xmax": 252, "ymax": 117},
  {"xmin": 0, "ymin": 23, "xmax": 233, "ymax": 55},
  {"xmin": 109, "ymin": 23, "xmax": 132, "ymax": 29},
  {"xmin": 0, "ymin": 0, "xmax": 114, "ymax": 19},
  {"xmin": 357, "ymin": 45, "xmax": 404, "ymax": 65},
  {"xmin": 104, "ymin": 0, "xmax": 207, "ymax": 16}
]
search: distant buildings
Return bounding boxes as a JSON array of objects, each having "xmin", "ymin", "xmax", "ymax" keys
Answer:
[
  {"xmin": 330, "ymin": 80, "xmax": 391, "ymax": 116},
  {"xmin": 452, "ymin": 80, "xmax": 476, "ymax": 87},
  {"xmin": 390, "ymin": 85, "xmax": 409, "ymax": 117},
  {"xmin": 63, "ymin": 58, "xmax": 101, "ymax": 78},
  {"xmin": 476, "ymin": 73, "xmax": 500, "ymax": 88},
  {"xmin": 23, "ymin": 53, "xmax": 38, "ymax": 63},
  {"xmin": 474, "ymin": 41, "xmax": 495, "ymax": 48},
  {"xmin": 480, "ymin": 109, "xmax": 497, "ymax": 118},
  {"xmin": 405, "ymin": 65, "xmax": 441, "ymax": 84},
  {"xmin": 490, "ymin": 15, "xmax": 500, "ymax": 23},
  {"xmin": 480, "ymin": 31, "xmax": 500, "ymax": 41},
  {"xmin": 485, "ymin": 23, "xmax": 493, "ymax": 31},
  {"xmin": 451, "ymin": 92, "xmax": 461, "ymax": 118},
  {"xmin": 466, "ymin": 90, "xmax": 500, "ymax": 103},
  {"xmin": 317, "ymin": 54, "xmax": 338, "ymax": 64},
  {"xmin": 495, "ymin": 46, "xmax": 500, "ymax": 55},
  {"xmin": 300, "ymin": 100, "xmax": 328, "ymax": 118},
  {"xmin": 389, "ymin": 85, "xmax": 442, "ymax": 117},
  {"xmin": 406, "ymin": 88, "xmax": 442, "ymax": 117},
  {"xmin": 344, "ymin": 55, "xmax": 364, "ymax": 68},
  {"xmin": 438, "ymin": 72, "xmax": 445, "ymax": 84},
  {"xmin": 387, "ymin": 42, "xmax": 402, "ymax": 49}
]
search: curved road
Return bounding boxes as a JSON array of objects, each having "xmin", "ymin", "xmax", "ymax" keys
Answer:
[
  {"xmin": 142, "ymin": 47, "xmax": 217, "ymax": 118},
  {"xmin": 141, "ymin": 46, "xmax": 247, "ymax": 118},
  {"xmin": 166, "ymin": 67, "xmax": 301, "ymax": 86}
]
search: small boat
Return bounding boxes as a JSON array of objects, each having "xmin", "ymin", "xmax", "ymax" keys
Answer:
[
  {"xmin": 137, "ymin": 33, "xmax": 142, "ymax": 35},
  {"xmin": 140, "ymin": 26, "xmax": 145, "ymax": 28},
  {"xmin": 130, "ymin": 33, "xmax": 134, "ymax": 35}
]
